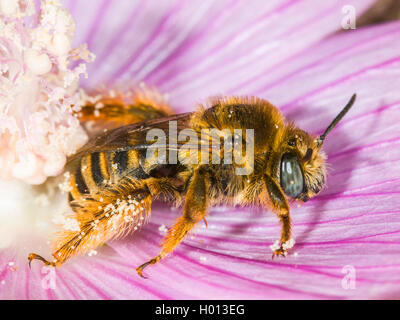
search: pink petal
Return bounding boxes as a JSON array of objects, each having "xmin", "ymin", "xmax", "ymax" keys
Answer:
[
  {"xmin": 64, "ymin": 0, "xmax": 376, "ymax": 109},
  {"xmin": 4, "ymin": 0, "xmax": 400, "ymax": 299}
]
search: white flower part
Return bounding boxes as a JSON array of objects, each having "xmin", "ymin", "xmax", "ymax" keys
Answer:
[
  {"xmin": 0, "ymin": 0, "xmax": 34, "ymax": 18},
  {"xmin": 0, "ymin": 0, "xmax": 18, "ymax": 16},
  {"xmin": 0, "ymin": 179, "xmax": 70, "ymax": 249},
  {"xmin": 34, "ymin": 194, "xmax": 50, "ymax": 207},
  {"xmin": 50, "ymin": 33, "xmax": 71, "ymax": 56},
  {"xmin": 0, "ymin": 0, "xmax": 95, "ymax": 184},
  {"xmin": 269, "ymin": 240, "xmax": 281, "ymax": 252},
  {"xmin": 282, "ymin": 238, "xmax": 296, "ymax": 250},
  {"xmin": 24, "ymin": 49, "xmax": 52, "ymax": 75}
]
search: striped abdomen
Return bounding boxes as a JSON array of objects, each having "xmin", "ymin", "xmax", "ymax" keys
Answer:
[{"xmin": 68, "ymin": 150, "xmax": 149, "ymax": 204}]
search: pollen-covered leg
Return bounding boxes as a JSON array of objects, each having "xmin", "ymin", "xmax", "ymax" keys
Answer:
[
  {"xmin": 29, "ymin": 178, "xmax": 152, "ymax": 268},
  {"xmin": 264, "ymin": 174, "xmax": 294, "ymax": 258},
  {"xmin": 136, "ymin": 169, "xmax": 209, "ymax": 278},
  {"xmin": 270, "ymin": 214, "xmax": 294, "ymax": 258}
]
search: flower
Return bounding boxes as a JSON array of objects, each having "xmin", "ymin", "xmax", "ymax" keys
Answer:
[
  {"xmin": 0, "ymin": 0, "xmax": 94, "ymax": 184},
  {"xmin": 1, "ymin": 0, "xmax": 400, "ymax": 299}
]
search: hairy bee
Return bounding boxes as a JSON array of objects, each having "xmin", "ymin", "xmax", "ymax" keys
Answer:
[{"xmin": 29, "ymin": 90, "xmax": 356, "ymax": 278}]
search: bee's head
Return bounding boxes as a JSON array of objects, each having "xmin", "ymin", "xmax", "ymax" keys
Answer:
[
  {"xmin": 279, "ymin": 94, "xmax": 356, "ymax": 202},
  {"xmin": 279, "ymin": 129, "xmax": 326, "ymax": 202}
]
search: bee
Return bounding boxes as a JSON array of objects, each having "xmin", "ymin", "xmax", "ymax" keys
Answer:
[{"xmin": 28, "ymin": 91, "xmax": 356, "ymax": 278}]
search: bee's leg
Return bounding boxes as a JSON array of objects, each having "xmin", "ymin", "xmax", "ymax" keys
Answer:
[
  {"xmin": 28, "ymin": 179, "xmax": 152, "ymax": 269},
  {"xmin": 136, "ymin": 168, "xmax": 209, "ymax": 278},
  {"xmin": 263, "ymin": 174, "xmax": 293, "ymax": 258},
  {"xmin": 28, "ymin": 253, "xmax": 58, "ymax": 268}
]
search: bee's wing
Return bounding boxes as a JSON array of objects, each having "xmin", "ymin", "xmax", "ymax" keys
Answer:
[
  {"xmin": 78, "ymin": 88, "xmax": 175, "ymax": 137},
  {"xmin": 69, "ymin": 112, "xmax": 198, "ymax": 162}
]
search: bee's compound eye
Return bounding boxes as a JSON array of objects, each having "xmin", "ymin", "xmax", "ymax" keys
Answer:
[{"xmin": 280, "ymin": 153, "xmax": 304, "ymax": 199}]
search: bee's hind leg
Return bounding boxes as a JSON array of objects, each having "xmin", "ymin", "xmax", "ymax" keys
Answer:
[
  {"xmin": 136, "ymin": 255, "xmax": 163, "ymax": 279},
  {"xmin": 28, "ymin": 253, "xmax": 57, "ymax": 268},
  {"xmin": 136, "ymin": 168, "xmax": 209, "ymax": 278}
]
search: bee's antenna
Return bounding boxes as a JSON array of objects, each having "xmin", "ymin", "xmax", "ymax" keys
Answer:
[{"xmin": 317, "ymin": 93, "xmax": 357, "ymax": 147}]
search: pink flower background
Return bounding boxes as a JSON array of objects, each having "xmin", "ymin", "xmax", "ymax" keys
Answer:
[{"xmin": 2, "ymin": 0, "xmax": 400, "ymax": 299}]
